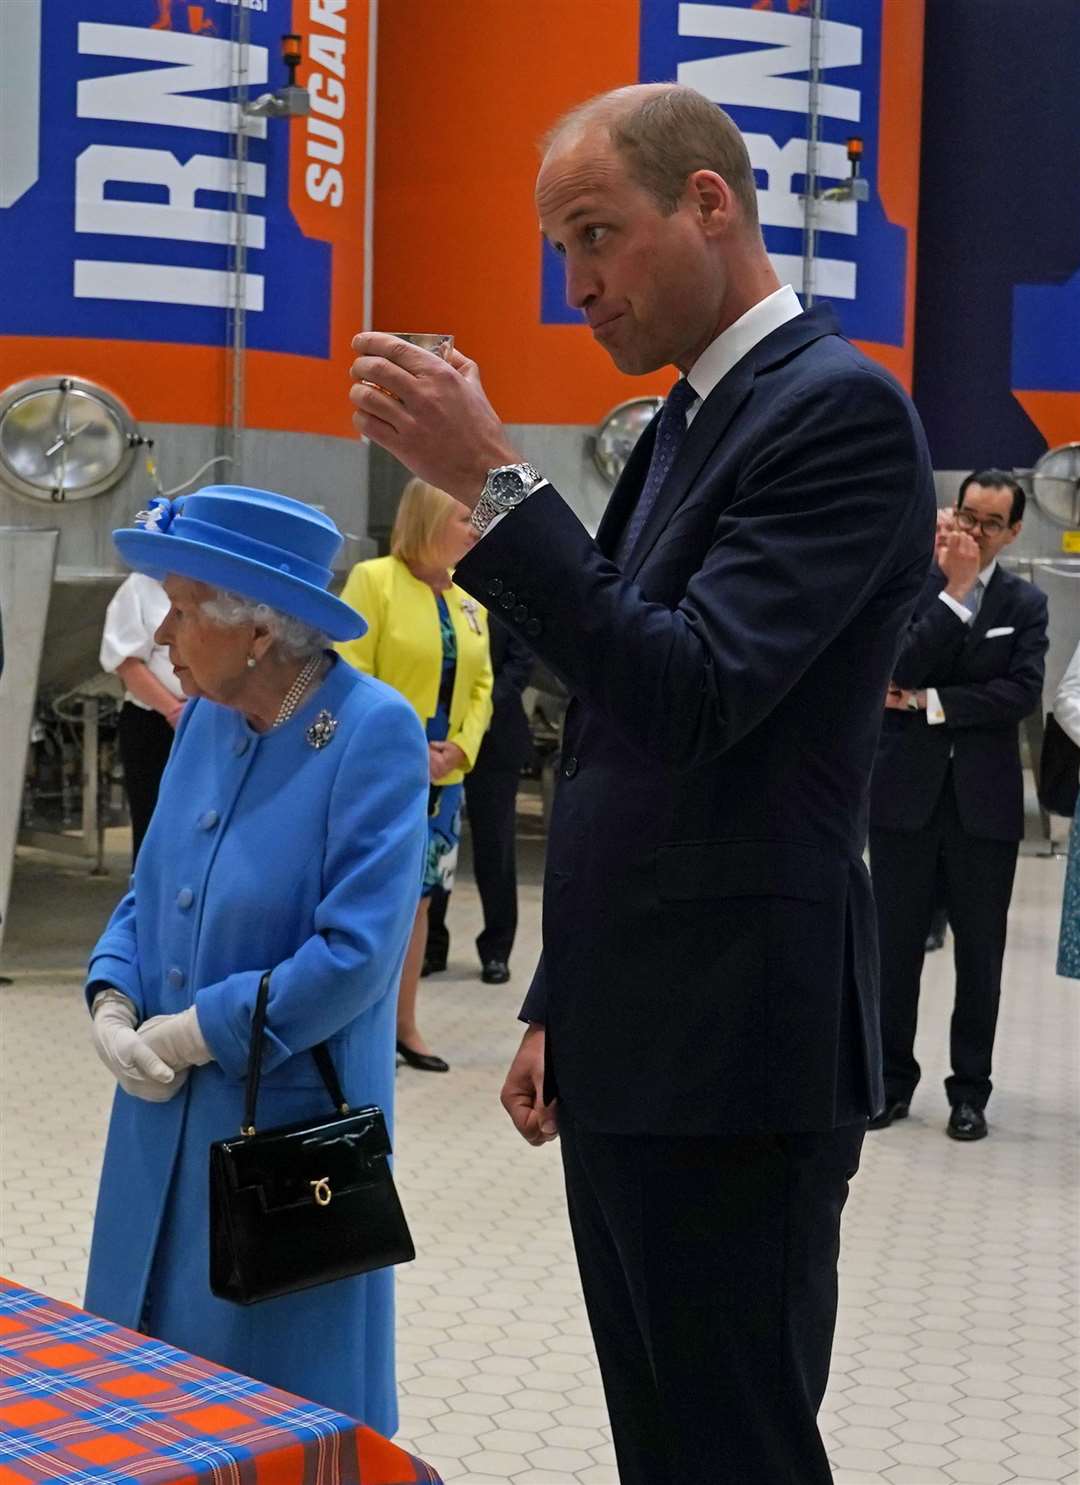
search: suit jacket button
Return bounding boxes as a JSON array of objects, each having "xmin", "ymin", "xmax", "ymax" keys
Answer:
[
  {"xmin": 525, "ymin": 618, "xmax": 542, "ymax": 638},
  {"xmin": 176, "ymin": 888, "xmax": 194, "ymax": 910},
  {"xmin": 499, "ymin": 591, "xmax": 516, "ymax": 610},
  {"xmin": 167, "ymin": 967, "xmax": 186, "ymax": 990},
  {"xmin": 564, "ymin": 754, "xmax": 578, "ymax": 778},
  {"xmin": 198, "ymin": 809, "xmax": 219, "ymax": 830},
  {"xmin": 512, "ymin": 604, "xmax": 528, "ymax": 624},
  {"xmin": 486, "ymin": 578, "xmax": 504, "ymax": 598}
]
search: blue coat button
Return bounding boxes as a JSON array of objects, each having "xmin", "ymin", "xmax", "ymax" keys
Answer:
[
  {"xmin": 176, "ymin": 888, "xmax": 194, "ymax": 910},
  {"xmin": 199, "ymin": 809, "xmax": 219, "ymax": 830},
  {"xmin": 167, "ymin": 967, "xmax": 186, "ymax": 989}
]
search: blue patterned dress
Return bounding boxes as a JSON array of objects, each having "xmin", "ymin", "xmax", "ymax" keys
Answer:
[
  {"xmin": 422, "ymin": 594, "xmax": 464, "ymax": 896},
  {"xmin": 1057, "ymin": 809, "xmax": 1080, "ymax": 978}
]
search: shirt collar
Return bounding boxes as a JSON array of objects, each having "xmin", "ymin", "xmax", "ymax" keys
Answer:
[
  {"xmin": 979, "ymin": 558, "xmax": 998, "ymax": 588},
  {"xmin": 686, "ymin": 284, "xmax": 803, "ymax": 406}
]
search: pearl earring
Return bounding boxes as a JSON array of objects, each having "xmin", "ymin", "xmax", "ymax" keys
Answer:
[{"xmin": 246, "ymin": 656, "xmax": 257, "ymax": 670}]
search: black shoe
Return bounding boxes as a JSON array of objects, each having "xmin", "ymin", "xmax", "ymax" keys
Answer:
[
  {"xmin": 924, "ymin": 929, "xmax": 946, "ymax": 952},
  {"xmin": 947, "ymin": 1103, "xmax": 987, "ymax": 1141},
  {"xmin": 421, "ymin": 955, "xmax": 447, "ymax": 978},
  {"xmin": 481, "ymin": 960, "xmax": 511, "ymax": 985},
  {"xmin": 396, "ymin": 1040, "xmax": 449, "ymax": 1073},
  {"xmin": 868, "ymin": 1099, "xmax": 910, "ymax": 1130}
]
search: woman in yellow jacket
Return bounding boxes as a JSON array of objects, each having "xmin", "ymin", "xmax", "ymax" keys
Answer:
[{"xmin": 337, "ymin": 478, "xmax": 493, "ymax": 1072}]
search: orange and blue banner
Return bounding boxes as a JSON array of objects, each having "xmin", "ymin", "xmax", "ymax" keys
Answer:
[{"xmin": 0, "ymin": 0, "xmax": 371, "ymax": 436}]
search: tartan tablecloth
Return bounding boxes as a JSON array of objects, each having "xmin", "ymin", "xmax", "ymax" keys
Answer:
[{"xmin": 0, "ymin": 1280, "xmax": 442, "ymax": 1484}]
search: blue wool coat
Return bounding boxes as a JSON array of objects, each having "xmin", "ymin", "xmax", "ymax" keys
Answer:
[{"xmin": 83, "ymin": 657, "xmax": 427, "ymax": 1434}]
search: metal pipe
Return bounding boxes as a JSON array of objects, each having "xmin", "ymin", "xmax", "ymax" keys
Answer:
[
  {"xmin": 226, "ymin": 4, "xmax": 250, "ymax": 482},
  {"xmin": 801, "ymin": 0, "xmax": 825, "ymax": 306}
]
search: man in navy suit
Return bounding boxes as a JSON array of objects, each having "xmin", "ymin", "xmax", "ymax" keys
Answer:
[
  {"xmin": 869, "ymin": 471, "xmax": 1048, "ymax": 1142},
  {"xmin": 350, "ymin": 84, "xmax": 935, "ymax": 1485},
  {"xmin": 425, "ymin": 622, "xmax": 535, "ymax": 982}
]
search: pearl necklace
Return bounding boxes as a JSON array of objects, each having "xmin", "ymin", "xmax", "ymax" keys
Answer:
[{"xmin": 272, "ymin": 654, "xmax": 323, "ymax": 729}]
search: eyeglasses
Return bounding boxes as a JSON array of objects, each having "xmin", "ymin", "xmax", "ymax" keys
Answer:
[{"xmin": 954, "ymin": 507, "xmax": 1009, "ymax": 537}]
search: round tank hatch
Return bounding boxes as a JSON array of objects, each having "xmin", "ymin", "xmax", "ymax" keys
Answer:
[
  {"xmin": 1030, "ymin": 442, "xmax": 1080, "ymax": 529},
  {"xmin": 0, "ymin": 376, "xmax": 139, "ymax": 503},
  {"xmin": 592, "ymin": 396, "xmax": 665, "ymax": 486}
]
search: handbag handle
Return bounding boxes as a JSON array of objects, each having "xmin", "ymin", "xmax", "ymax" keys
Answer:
[{"xmin": 242, "ymin": 972, "xmax": 350, "ymax": 1135}]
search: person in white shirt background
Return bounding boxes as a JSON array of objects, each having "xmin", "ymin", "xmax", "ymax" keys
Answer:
[{"xmin": 100, "ymin": 572, "xmax": 186, "ymax": 864}]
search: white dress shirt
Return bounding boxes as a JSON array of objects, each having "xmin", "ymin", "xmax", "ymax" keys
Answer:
[
  {"xmin": 1055, "ymin": 640, "xmax": 1080, "ymax": 747},
  {"xmin": 684, "ymin": 283, "xmax": 803, "ymax": 422},
  {"xmin": 100, "ymin": 573, "xmax": 184, "ymax": 708},
  {"xmin": 925, "ymin": 560, "xmax": 998, "ymax": 724}
]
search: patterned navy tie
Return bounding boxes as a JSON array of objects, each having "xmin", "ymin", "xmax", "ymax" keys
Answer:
[{"xmin": 615, "ymin": 376, "xmax": 699, "ymax": 566}]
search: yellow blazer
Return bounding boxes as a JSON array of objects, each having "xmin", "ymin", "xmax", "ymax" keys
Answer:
[{"xmin": 336, "ymin": 555, "xmax": 493, "ymax": 786}]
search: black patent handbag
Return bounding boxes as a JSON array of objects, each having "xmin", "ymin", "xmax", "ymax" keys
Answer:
[{"xmin": 209, "ymin": 973, "xmax": 415, "ymax": 1305}]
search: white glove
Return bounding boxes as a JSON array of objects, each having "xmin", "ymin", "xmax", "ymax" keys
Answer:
[
  {"xmin": 91, "ymin": 991, "xmax": 187, "ymax": 1103},
  {"xmin": 139, "ymin": 1006, "xmax": 213, "ymax": 1073}
]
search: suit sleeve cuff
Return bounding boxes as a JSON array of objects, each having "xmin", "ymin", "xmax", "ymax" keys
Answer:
[
  {"xmin": 472, "ymin": 481, "xmax": 550, "ymax": 540},
  {"xmin": 938, "ymin": 590, "xmax": 974, "ymax": 623},
  {"xmin": 925, "ymin": 686, "xmax": 947, "ymax": 725}
]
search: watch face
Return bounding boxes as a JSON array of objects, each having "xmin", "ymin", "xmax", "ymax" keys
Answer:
[
  {"xmin": 490, "ymin": 468, "xmax": 529, "ymax": 507},
  {"xmin": 0, "ymin": 377, "xmax": 137, "ymax": 503}
]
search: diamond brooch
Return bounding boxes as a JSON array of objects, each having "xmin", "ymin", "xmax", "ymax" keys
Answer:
[{"xmin": 305, "ymin": 710, "xmax": 338, "ymax": 750}]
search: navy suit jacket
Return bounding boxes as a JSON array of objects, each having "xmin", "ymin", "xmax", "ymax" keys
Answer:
[
  {"xmin": 455, "ymin": 305, "xmax": 936, "ymax": 1135},
  {"xmin": 870, "ymin": 564, "xmax": 1048, "ymax": 841}
]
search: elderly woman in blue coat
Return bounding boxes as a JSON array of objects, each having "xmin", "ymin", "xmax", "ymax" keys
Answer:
[{"xmin": 84, "ymin": 486, "xmax": 428, "ymax": 1433}]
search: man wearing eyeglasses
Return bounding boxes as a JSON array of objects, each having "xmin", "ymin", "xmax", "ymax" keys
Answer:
[{"xmin": 869, "ymin": 469, "xmax": 1048, "ymax": 1141}]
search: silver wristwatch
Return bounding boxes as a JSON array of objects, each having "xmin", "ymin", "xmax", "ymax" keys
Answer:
[{"xmin": 470, "ymin": 462, "xmax": 544, "ymax": 536}]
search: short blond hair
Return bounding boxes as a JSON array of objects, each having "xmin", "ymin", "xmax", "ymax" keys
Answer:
[
  {"xmin": 390, "ymin": 478, "xmax": 458, "ymax": 567},
  {"xmin": 545, "ymin": 84, "xmax": 759, "ymax": 228}
]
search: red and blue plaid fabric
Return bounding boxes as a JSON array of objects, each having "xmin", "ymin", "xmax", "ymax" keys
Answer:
[{"xmin": 0, "ymin": 1280, "xmax": 442, "ymax": 1484}]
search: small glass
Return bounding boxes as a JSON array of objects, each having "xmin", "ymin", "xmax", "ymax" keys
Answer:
[
  {"xmin": 360, "ymin": 334, "xmax": 454, "ymax": 402},
  {"xmin": 387, "ymin": 333, "xmax": 454, "ymax": 359}
]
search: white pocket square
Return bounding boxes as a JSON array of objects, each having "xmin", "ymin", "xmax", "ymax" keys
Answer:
[{"xmin": 985, "ymin": 626, "xmax": 1015, "ymax": 638}]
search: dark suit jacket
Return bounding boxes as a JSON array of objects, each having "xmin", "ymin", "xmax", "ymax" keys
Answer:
[
  {"xmin": 471, "ymin": 622, "xmax": 533, "ymax": 774},
  {"xmin": 871, "ymin": 564, "xmax": 1048, "ymax": 840},
  {"xmin": 455, "ymin": 304, "xmax": 936, "ymax": 1135}
]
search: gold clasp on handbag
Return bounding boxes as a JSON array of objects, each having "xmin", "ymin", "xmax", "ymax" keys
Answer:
[{"xmin": 310, "ymin": 1177, "xmax": 332, "ymax": 1207}]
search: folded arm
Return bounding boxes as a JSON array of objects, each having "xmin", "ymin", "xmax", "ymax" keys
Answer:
[{"xmin": 935, "ymin": 593, "xmax": 1049, "ymax": 729}]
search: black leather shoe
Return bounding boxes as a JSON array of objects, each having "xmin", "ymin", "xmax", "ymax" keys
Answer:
[
  {"xmin": 481, "ymin": 960, "xmax": 511, "ymax": 985},
  {"xmin": 420, "ymin": 955, "xmax": 447, "ymax": 978},
  {"xmin": 868, "ymin": 1100, "xmax": 910, "ymax": 1130},
  {"xmin": 396, "ymin": 1040, "xmax": 449, "ymax": 1073},
  {"xmin": 924, "ymin": 929, "xmax": 946, "ymax": 952},
  {"xmin": 947, "ymin": 1103, "xmax": 987, "ymax": 1141}
]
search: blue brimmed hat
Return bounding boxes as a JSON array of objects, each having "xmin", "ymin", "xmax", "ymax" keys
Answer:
[{"xmin": 113, "ymin": 485, "xmax": 366, "ymax": 641}]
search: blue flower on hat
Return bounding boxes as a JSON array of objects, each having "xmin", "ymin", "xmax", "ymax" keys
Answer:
[{"xmin": 134, "ymin": 497, "xmax": 179, "ymax": 534}]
